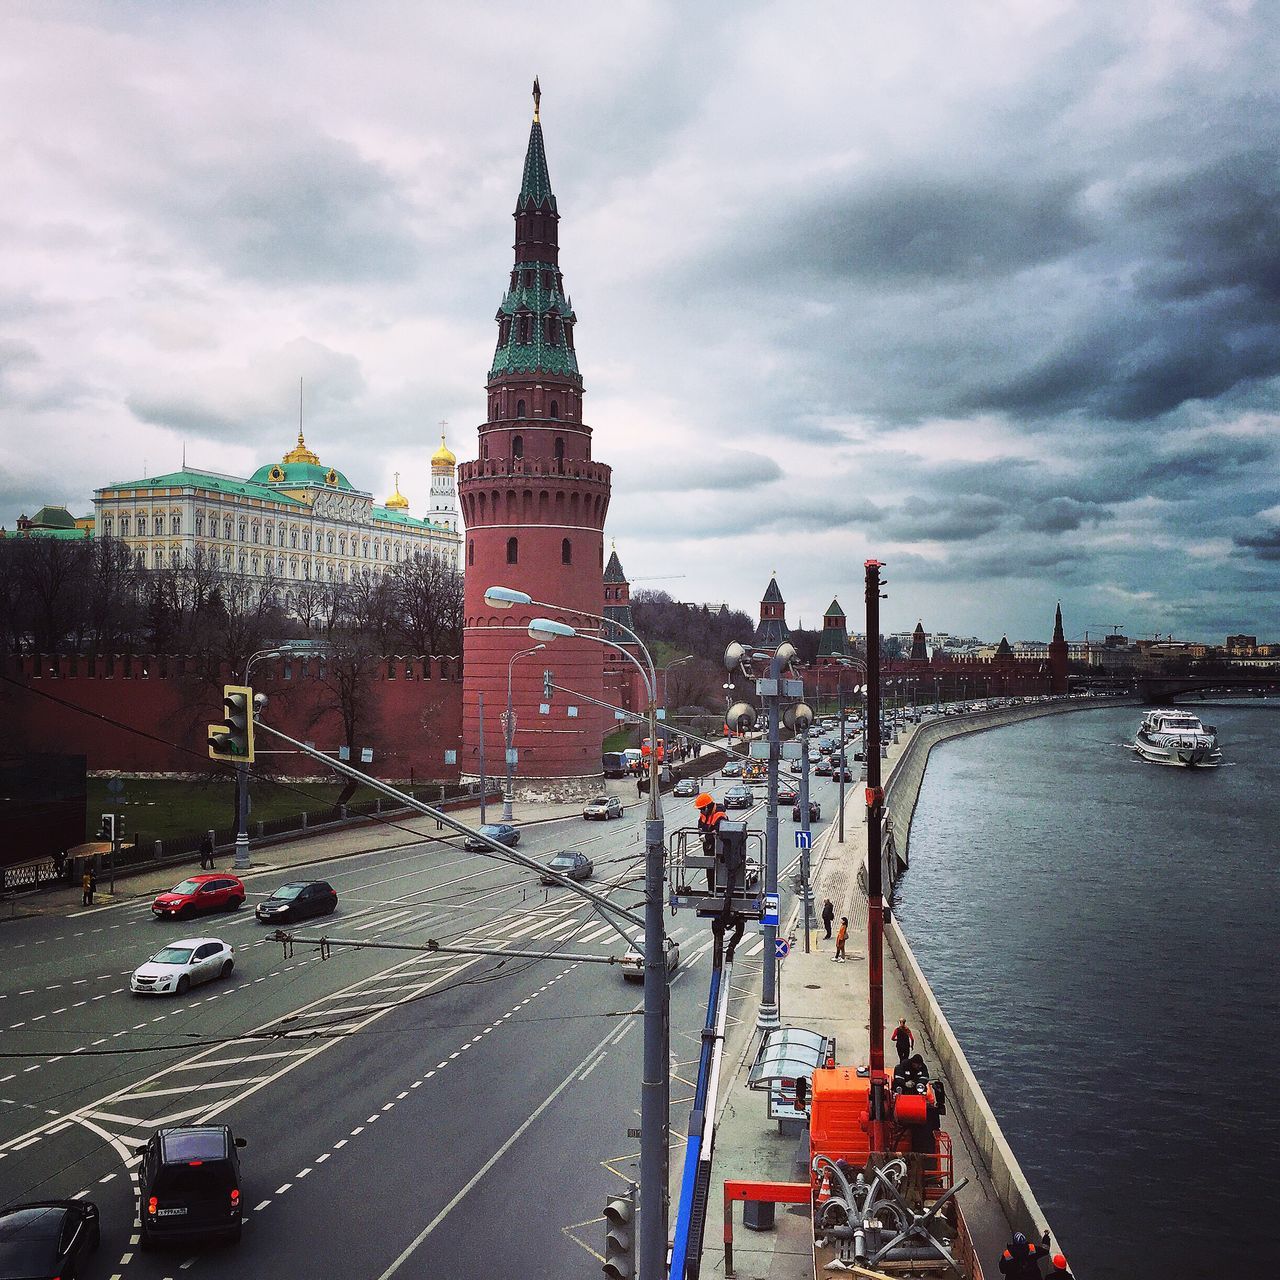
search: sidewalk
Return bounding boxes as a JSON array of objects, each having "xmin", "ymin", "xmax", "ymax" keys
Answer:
[{"xmin": 694, "ymin": 726, "xmax": 1014, "ymax": 1279}]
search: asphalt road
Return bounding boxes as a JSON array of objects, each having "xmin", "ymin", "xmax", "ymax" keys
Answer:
[{"xmin": 0, "ymin": 760, "xmax": 860, "ymax": 1279}]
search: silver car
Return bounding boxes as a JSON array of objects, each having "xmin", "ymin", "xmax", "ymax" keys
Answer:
[
  {"xmin": 620, "ymin": 935, "xmax": 680, "ymax": 982},
  {"xmin": 131, "ymin": 938, "xmax": 234, "ymax": 996},
  {"xmin": 582, "ymin": 795, "xmax": 623, "ymax": 820}
]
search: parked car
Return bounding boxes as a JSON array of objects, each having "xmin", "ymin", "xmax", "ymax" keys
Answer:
[
  {"xmin": 723, "ymin": 785, "xmax": 753, "ymax": 809},
  {"xmin": 152, "ymin": 874, "xmax": 244, "ymax": 921},
  {"xmin": 777, "ymin": 785, "xmax": 799, "ymax": 805},
  {"xmin": 255, "ymin": 880, "xmax": 338, "ymax": 924},
  {"xmin": 582, "ymin": 795, "xmax": 623, "ymax": 820},
  {"xmin": 721, "ymin": 760, "xmax": 743, "ymax": 777},
  {"xmin": 464, "ymin": 823, "xmax": 520, "ymax": 851},
  {"xmin": 672, "ymin": 778, "xmax": 699, "ymax": 797},
  {"xmin": 136, "ymin": 1125, "xmax": 246, "ymax": 1248},
  {"xmin": 793, "ymin": 800, "xmax": 822, "ymax": 822},
  {"xmin": 620, "ymin": 935, "xmax": 680, "ymax": 981},
  {"xmin": 0, "ymin": 1200, "xmax": 100, "ymax": 1278},
  {"xmin": 541, "ymin": 851, "xmax": 594, "ymax": 885},
  {"xmin": 131, "ymin": 938, "xmax": 234, "ymax": 996}
]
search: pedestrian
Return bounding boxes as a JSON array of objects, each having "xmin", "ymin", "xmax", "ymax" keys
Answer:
[
  {"xmin": 821, "ymin": 898, "xmax": 835, "ymax": 940},
  {"xmin": 833, "ymin": 917, "xmax": 848, "ymax": 962},
  {"xmin": 637, "ymin": 776, "xmax": 645, "ymax": 800},
  {"xmin": 1045, "ymin": 1254, "xmax": 1074, "ymax": 1279},
  {"xmin": 199, "ymin": 832, "xmax": 215, "ymax": 870},
  {"xmin": 892, "ymin": 1018, "xmax": 915, "ymax": 1064},
  {"xmin": 997, "ymin": 1231, "xmax": 1050, "ymax": 1279},
  {"xmin": 82, "ymin": 867, "xmax": 96, "ymax": 907},
  {"xmin": 53, "ymin": 848, "xmax": 66, "ymax": 880}
]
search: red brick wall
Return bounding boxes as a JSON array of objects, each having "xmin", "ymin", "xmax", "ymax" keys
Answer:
[{"xmin": 2, "ymin": 654, "xmax": 463, "ymax": 781}]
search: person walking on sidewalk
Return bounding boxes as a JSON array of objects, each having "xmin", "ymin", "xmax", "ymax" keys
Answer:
[
  {"xmin": 199, "ymin": 833, "xmax": 215, "ymax": 870},
  {"xmin": 82, "ymin": 867, "xmax": 96, "ymax": 907},
  {"xmin": 833, "ymin": 917, "xmax": 848, "ymax": 962},
  {"xmin": 892, "ymin": 1018, "xmax": 915, "ymax": 1063},
  {"xmin": 821, "ymin": 898, "xmax": 835, "ymax": 940}
]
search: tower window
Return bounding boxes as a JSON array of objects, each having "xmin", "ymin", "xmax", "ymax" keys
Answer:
[
  {"xmin": 516, "ymin": 399, "xmax": 526, "ymax": 418},
  {"xmin": 468, "ymin": 539, "xmax": 474, "ymax": 566},
  {"xmin": 561, "ymin": 538, "xmax": 572, "ymax": 565},
  {"xmin": 506, "ymin": 536, "xmax": 518, "ymax": 565},
  {"xmin": 524, "ymin": 269, "xmax": 533, "ymax": 289},
  {"xmin": 550, "ymin": 401, "xmax": 559, "ymax": 420},
  {"xmin": 499, "ymin": 316, "xmax": 511, "ymax": 344},
  {"xmin": 513, "ymin": 435, "xmax": 523, "ymax": 459},
  {"xmin": 554, "ymin": 436, "xmax": 564, "ymax": 463},
  {"xmin": 482, "ymin": 438, "xmax": 489, "ymax": 461}
]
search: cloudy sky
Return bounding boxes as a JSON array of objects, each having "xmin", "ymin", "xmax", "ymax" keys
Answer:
[{"xmin": 2, "ymin": 1, "xmax": 1277, "ymax": 642}]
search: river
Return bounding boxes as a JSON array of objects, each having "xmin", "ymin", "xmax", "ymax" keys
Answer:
[{"xmin": 895, "ymin": 702, "xmax": 1279, "ymax": 1279}]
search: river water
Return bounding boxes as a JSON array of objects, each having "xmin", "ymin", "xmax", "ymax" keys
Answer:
[{"xmin": 895, "ymin": 702, "xmax": 1279, "ymax": 1279}]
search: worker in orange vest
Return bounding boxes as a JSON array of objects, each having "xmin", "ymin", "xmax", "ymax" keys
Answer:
[
  {"xmin": 998, "ymin": 1230, "xmax": 1050, "ymax": 1279},
  {"xmin": 695, "ymin": 792, "xmax": 726, "ymax": 892}
]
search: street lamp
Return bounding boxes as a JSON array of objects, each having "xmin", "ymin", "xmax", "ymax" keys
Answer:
[
  {"xmin": 661, "ymin": 655, "xmax": 694, "ymax": 758},
  {"xmin": 495, "ymin": 588, "xmax": 669, "ymax": 1280},
  {"xmin": 502, "ymin": 643, "xmax": 546, "ymax": 822}
]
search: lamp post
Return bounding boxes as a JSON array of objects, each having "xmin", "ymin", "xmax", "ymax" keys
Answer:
[
  {"xmin": 661, "ymin": 655, "xmax": 694, "ymax": 760},
  {"xmin": 232, "ymin": 646, "xmax": 285, "ymax": 872},
  {"xmin": 486, "ymin": 586, "xmax": 667, "ymax": 1280},
  {"xmin": 502, "ymin": 643, "xmax": 546, "ymax": 822}
]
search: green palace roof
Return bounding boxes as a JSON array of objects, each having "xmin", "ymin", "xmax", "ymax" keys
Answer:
[
  {"xmin": 98, "ymin": 469, "xmax": 306, "ymax": 506},
  {"xmin": 248, "ymin": 460, "xmax": 357, "ymax": 491},
  {"xmin": 370, "ymin": 505, "xmax": 448, "ymax": 531}
]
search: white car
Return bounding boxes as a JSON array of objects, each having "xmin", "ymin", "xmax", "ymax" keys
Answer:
[
  {"xmin": 131, "ymin": 938, "xmax": 234, "ymax": 996},
  {"xmin": 620, "ymin": 935, "xmax": 680, "ymax": 982}
]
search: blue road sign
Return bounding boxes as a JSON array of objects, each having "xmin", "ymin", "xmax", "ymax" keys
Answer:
[
  {"xmin": 794, "ymin": 830, "xmax": 812, "ymax": 849},
  {"xmin": 774, "ymin": 938, "xmax": 790, "ymax": 960},
  {"xmin": 762, "ymin": 892, "xmax": 779, "ymax": 927}
]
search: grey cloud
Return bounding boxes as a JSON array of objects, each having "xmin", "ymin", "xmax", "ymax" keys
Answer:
[
  {"xmin": 143, "ymin": 135, "xmax": 421, "ymax": 286},
  {"xmin": 1234, "ymin": 526, "xmax": 1280, "ymax": 561},
  {"xmin": 1021, "ymin": 497, "xmax": 1114, "ymax": 534},
  {"xmin": 621, "ymin": 449, "xmax": 782, "ymax": 494},
  {"xmin": 881, "ymin": 494, "xmax": 1007, "ymax": 543}
]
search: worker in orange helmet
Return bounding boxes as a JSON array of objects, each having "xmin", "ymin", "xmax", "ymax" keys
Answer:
[
  {"xmin": 1047, "ymin": 1253, "xmax": 1074, "ymax": 1278},
  {"xmin": 694, "ymin": 793, "xmax": 726, "ymax": 854}
]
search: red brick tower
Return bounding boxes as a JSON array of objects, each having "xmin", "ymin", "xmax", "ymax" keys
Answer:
[{"xmin": 458, "ymin": 82, "xmax": 612, "ymax": 787}]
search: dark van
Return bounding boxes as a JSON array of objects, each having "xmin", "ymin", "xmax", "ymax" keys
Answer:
[{"xmin": 136, "ymin": 1125, "xmax": 246, "ymax": 1248}]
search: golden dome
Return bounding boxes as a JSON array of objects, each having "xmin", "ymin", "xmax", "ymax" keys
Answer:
[
  {"xmin": 283, "ymin": 427, "xmax": 320, "ymax": 466},
  {"xmin": 384, "ymin": 471, "xmax": 410, "ymax": 510},
  {"xmin": 431, "ymin": 431, "xmax": 457, "ymax": 469}
]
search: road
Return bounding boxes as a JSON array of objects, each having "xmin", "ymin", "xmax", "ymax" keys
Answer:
[{"xmin": 0, "ymin": 758, "xmax": 862, "ymax": 1279}]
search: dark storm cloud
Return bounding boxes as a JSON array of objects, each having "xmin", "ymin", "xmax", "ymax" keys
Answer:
[
  {"xmin": 1021, "ymin": 497, "xmax": 1114, "ymax": 534},
  {"xmin": 1234, "ymin": 526, "xmax": 1280, "ymax": 561},
  {"xmin": 766, "ymin": 173, "xmax": 1093, "ymax": 285},
  {"xmin": 1136, "ymin": 435, "xmax": 1274, "ymax": 498},
  {"xmin": 144, "ymin": 135, "xmax": 421, "ymax": 285},
  {"xmin": 880, "ymin": 493, "xmax": 1007, "ymax": 543},
  {"xmin": 623, "ymin": 449, "xmax": 782, "ymax": 493}
]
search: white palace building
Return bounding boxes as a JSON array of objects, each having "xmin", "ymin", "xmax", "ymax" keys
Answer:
[{"xmin": 93, "ymin": 429, "xmax": 461, "ymax": 601}]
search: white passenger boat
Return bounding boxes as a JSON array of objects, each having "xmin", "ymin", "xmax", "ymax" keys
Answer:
[{"xmin": 1133, "ymin": 708, "xmax": 1222, "ymax": 768}]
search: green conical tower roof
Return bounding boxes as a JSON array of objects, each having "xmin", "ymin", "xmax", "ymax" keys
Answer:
[{"xmin": 517, "ymin": 77, "xmax": 557, "ymax": 213}]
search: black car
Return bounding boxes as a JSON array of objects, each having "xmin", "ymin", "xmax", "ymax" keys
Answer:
[
  {"xmin": 814, "ymin": 759, "xmax": 833, "ymax": 777},
  {"xmin": 136, "ymin": 1124, "xmax": 246, "ymax": 1248},
  {"xmin": 723, "ymin": 785, "xmax": 753, "ymax": 809},
  {"xmin": 672, "ymin": 778, "xmax": 699, "ymax": 797},
  {"xmin": 830, "ymin": 766, "xmax": 855, "ymax": 782},
  {"xmin": 540, "ymin": 851, "xmax": 594, "ymax": 885},
  {"xmin": 255, "ymin": 880, "xmax": 338, "ymax": 923},
  {"xmin": 464, "ymin": 823, "xmax": 520, "ymax": 851},
  {"xmin": 0, "ymin": 1201, "xmax": 99, "ymax": 1279},
  {"xmin": 793, "ymin": 800, "xmax": 822, "ymax": 822}
]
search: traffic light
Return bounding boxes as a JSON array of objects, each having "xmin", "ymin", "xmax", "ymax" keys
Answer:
[
  {"xmin": 602, "ymin": 1185, "xmax": 636, "ymax": 1279},
  {"xmin": 97, "ymin": 813, "xmax": 117, "ymax": 843},
  {"xmin": 543, "ymin": 669, "xmax": 554, "ymax": 700},
  {"xmin": 208, "ymin": 684, "xmax": 256, "ymax": 763}
]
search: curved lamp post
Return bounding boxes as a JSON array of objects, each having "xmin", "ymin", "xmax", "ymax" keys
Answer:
[
  {"xmin": 502, "ymin": 643, "xmax": 545, "ymax": 822},
  {"xmin": 487, "ymin": 586, "xmax": 668, "ymax": 1280}
]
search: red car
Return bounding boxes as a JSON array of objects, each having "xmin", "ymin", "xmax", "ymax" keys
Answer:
[{"xmin": 152, "ymin": 874, "xmax": 245, "ymax": 920}]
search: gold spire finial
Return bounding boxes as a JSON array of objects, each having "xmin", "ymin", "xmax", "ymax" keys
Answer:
[
  {"xmin": 385, "ymin": 470, "xmax": 410, "ymax": 510},
  {"xmin": 532, "ymin": 76, "xmax": 541, "ymax": 123}
]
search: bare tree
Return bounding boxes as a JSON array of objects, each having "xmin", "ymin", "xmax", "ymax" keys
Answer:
[
  {"xmin": 389, "ymin": 553, "xmax": 463, "ymax": 654},
  {"xmin": 310, "ymin": 628, "xmax": 382, "ymax": 806},
  {"xmin": 18, "ymin": 537, "xmax": 89, "ymax": 653}
]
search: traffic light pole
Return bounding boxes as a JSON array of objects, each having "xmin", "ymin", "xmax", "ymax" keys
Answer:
[
  {"xmin": 757, "ymin": 650, "xmax": 786, "ymax": 1034},
  {"xmin": 233, "ymin": 760, "xmax": 250, "ymax": 872},
  {"xmin": 799, "ymin": 718, "xmax": 812, "ymax": 953}
]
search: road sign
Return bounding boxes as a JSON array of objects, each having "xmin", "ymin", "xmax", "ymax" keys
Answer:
[
  {"xmin": 762, "ymin": 892, "xmax": 779, "ymax": 927},
  {"xmin": 338, "ymin": 745, "xmax": 350, "ymax": 761},
  {"xmin": 775, "ymin": 938, "xmax": 790, "ymax": 959},
  {"xmin": 360, "ymin": 748, "xmax": 373, "ymax": 764},
  {"xmin": 794, "ymin": 830, "xmax": 812, "ymax": 850},
  {"xmin": 505, "ymin": 748, "xmax": 518, "ymax": 764}
]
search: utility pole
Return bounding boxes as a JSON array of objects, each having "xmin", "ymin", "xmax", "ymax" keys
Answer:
[
  {"xmin": 478, "ymin": 690, "xmax": 487, "ymax": 826},
  {"xmin": 797, "ymin": 705, "xmax": 813, "ymax": 952},
  {"xmin": 864, "ymin": 559, "xmax": 889, "ymax": 1151}
]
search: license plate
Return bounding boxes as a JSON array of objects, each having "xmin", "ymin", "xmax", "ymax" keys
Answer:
[{"xmin": 156, "ymin": 1207, "xmax": 187, "ymax": 1217}]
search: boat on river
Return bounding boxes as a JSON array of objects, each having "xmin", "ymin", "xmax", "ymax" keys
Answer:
[{"xmin": 1133, "ymin": 708, "xmax": 1222, "ymax": 768}]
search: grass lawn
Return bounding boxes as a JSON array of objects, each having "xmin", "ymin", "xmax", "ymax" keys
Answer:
[
  {"xmin": 86, "ymin": 776, "xmax": 386, "ymax": 845},
  {"xmin": 603, "ymin": 728, "xmax": 637, "ymax": 752}
]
